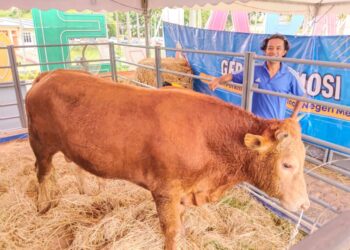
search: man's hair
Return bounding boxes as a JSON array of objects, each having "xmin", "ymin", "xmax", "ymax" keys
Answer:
[{"xmin": 260, "ymin": 34, "xmax": 290, "ymax": 55}]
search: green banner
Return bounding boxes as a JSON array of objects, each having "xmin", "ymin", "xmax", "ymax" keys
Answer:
[{"xmin": 32, "ymin": 9, "xmax": 108, "ymax": 72}]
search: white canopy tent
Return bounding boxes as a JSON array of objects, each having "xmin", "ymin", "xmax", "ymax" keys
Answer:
[
  {"xmin": 2, "ymin": 0, "xmax": 350, "ymax": 15},
  {"xmin": 1, "ymin": 0, "xmax": 350, "ymax": 51}
]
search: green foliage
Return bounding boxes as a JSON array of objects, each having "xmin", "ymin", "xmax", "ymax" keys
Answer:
[
  {"xmin": 106, "ymin": 12, "xmax": 116, "ymax": 38},
  {"xmin": 183, "ymin": 9, "xmax": 211, "ymax": 28},
  {"xmin": 19, "ymin": 68, "xmax": 40, "ymax": 81},
  {"xmin": 115, "ymin": 11, "xmax": 146, "ymax": 38},
  {"xmin": 0, "ymin": 8, "xmax": 31, "ymax": 18},
  {"xmin": 200, "ymin": 10, "xmax": 211, "ymax": 28},
  {"xmin": 249, "ymin": 12, "xmax": 265, "ymax": 25},
  {"xmin": 69, "ymin": 45, "xmax": 100, "ymax": 61}
]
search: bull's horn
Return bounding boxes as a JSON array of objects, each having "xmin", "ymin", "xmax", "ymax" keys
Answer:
[{"xmin": 296, "ymin": 113, "xmax": 306, "ymax": 121}]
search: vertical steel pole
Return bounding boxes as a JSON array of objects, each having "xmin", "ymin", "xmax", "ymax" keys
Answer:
[
  {"xmin": 155, "ymin": 45, "xmax": 163, "ymax": 88},
  {"xmin": 143, "ymin": 9, "xmax": 150, "ymax": 58},
  {"xmin": 242, "ymin": 52, "xmax": 255, "ymax": 112},
  {"xmin": 241, "ymin": 52, "xmax": 250, "ymax": 109},
  {"xmin": 109, "ymin": 42, "xmax": 117, "ymax": 82},
  {"xmin": 8, "ymin": 45, "xmax": 27, "ymax": 128}
]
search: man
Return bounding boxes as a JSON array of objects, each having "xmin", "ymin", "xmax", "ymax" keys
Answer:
[{"xmin": 209, "ymin": 34, "xmax": 304, "ymax": 120}]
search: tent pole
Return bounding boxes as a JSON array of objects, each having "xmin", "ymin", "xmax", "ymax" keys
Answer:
[
  {"xmin": 310, "ymin": 3, "xmax": 321, "ymax": 35},
  {"xmin": 142, "ymin": 0, "xmax": 150, "ymax": 58}
]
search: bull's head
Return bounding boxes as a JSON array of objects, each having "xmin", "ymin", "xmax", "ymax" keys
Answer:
[{"xmin": 244, "ymin": 118, "xmax": 310, "ymax": 212}]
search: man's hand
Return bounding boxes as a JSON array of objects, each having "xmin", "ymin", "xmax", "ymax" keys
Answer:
[
  {"xmin": 209, "ymin": 78, "xmax": 220, "ymax": 91},
  {"xmin": 209, "ymin": 74, "xmax": 233, "ymax": 91}
]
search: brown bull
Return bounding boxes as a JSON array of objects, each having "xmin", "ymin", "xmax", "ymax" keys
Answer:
[{"xmin": 25, "ymin": 69, "xmax": 309, "ymax": 250}]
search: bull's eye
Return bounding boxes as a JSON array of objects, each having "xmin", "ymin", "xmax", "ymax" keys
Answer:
[{"xmin": 283, "ymin": 163, "xmax": 293, "ymax": 169}]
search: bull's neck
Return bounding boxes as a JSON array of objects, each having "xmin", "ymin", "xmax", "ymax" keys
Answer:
[{"xmin": 206, "ymin": 107, "xmax": 273, "ymax": 188}]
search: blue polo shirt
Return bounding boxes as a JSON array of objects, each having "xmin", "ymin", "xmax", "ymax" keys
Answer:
[{"xmin": 232, "ymin": 62, "xmax": 304, "ymax": 119}]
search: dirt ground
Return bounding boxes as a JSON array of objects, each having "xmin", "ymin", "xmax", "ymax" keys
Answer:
[{"xmin": 0, "ymin": 139, "xmax": 349, "ymax": 249}]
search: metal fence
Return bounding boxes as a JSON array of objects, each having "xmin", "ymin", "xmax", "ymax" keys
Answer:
[{"xmin": 1, "ymin": 42, "xmax": 349, "ymax": 235}]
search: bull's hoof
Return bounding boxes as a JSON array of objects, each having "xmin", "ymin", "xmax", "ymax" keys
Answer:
[
  {"xmin": 37, "ymin": 189, "xmax": 60, "ymax": 214},
  {"xmin": 37, "ymin": 201, "xmax": 53, "ymax": 214}
]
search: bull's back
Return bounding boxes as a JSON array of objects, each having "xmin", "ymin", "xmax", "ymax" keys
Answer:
[
  {"xmin": 26, "ymin": 70, "xmax": 214, "ymax": 186},
  {"xmin": 26, "ymin": 70, "xmax": 257, "ymax": 191}
]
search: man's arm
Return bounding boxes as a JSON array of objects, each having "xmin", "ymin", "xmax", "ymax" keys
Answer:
[
  {"xmin": 209, "ymin": 74, "xmax": 233, "ymax": 90},
  {"xmin": 289, "ymin": 71, "xmax": 305, "ymax": 119},
  {"xmin": 291, "ymin": 100, "xmax": 303, "ymax": 119}
]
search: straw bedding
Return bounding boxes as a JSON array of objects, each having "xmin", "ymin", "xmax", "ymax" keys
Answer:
[{"xmin": 0, "ymin": 139, "xmax": 304, "ymax": 249}]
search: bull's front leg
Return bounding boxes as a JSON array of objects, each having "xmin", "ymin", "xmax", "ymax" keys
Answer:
[{"xmin": 152, "ymin": 192, "xmax": 185, "ymax": 250}]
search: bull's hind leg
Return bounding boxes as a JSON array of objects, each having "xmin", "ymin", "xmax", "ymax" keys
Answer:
[
  {"xmin": 29, "ymin": 136, "xmax": 59, "ymax": 214},
  {"xmin": 35, "ymin": 157, "xmax": 60, "ymax": 214}
]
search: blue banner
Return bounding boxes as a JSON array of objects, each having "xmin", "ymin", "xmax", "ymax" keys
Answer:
[{"xmin": 163, "ymin": 22, "xmax": 350, "ymax": 149}]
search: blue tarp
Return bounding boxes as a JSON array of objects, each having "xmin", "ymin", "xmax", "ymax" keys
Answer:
[{"xmin": 163, "ymin": 22, "xmax": 350, "ymax": 149}]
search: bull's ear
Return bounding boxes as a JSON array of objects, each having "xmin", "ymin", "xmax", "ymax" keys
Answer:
[
  {"xmin": 244, "ymin": 133, "xmax": 272, "ymax": 152},
  {"xmin": 275, "ymin": 129, "xmax": 289, "ymax": 142}
]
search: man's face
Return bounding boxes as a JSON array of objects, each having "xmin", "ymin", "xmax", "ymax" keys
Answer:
[{"xmin": 265, "ymin": 38, "xmax": 287, "ymax": 58}]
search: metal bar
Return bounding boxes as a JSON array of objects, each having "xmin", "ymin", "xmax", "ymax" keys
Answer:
[
  {"xmin": 243, "ymin": 184, "xmax": 323, "ymax": 227},
  {"xmin": 156, "ymin": 68, "xmax": 244, "ymax": 87},
  {"xmin": 309, "ymin": 195, "xmax": 340, "ymax": 214},
  {"xmin": 18, "ymin": 58, "xmax": 109, "ymax": 68},
  {"xmin": 143, "ymin": 8, "xmax": 151, "ymax": 58},
  {"xmin": 241, "ymin": 184, "xmax": 319, "ymax": 233},
  {"xmin": 0, "ymin": 115, "xmax": 20, "ymax": 120},
  {"xmin": 0, "ymin": 65, "xmax": 11, "ymax": 69},
  {"xmin": 241, "ymin": 53, "xmax": 250, "ymax": 109},
  {"xmin": 251, "ymin": 87, "xmax": 350, "ymax": 113},
  {"xmin": 3, "ymin": 43, "xmax": 350, "ymax": 70},
  {"xmin": 243, "ymin": 52, "xmax": 255, "ymax": 111},
  {"xmin": 109, "ymin": 42, "xmax": 117, "ymax": 82},
  {"xmin": 21, "ymin": 82, "xmax": 32, "ymax": 86},
  {"xmin": 0, "ymin": 81, "xmax": 31, "ymax": 88},
  {"xmin": 159, "ymin": 68, "xmax": 205, "ymax": 80},
  {"xmin": 303, "ymin": 134, "xmax": 350, "ymax": 156},
  {"xmin": 155, "ymin": 46, "xmax": 163, "ymax": 88},
  {"xmin": 113, "ymin": 42, "xmax": 150, "ymax": 49},
  {"xmin": 306, "ymin": 156, "xmax": 350, "ymax": 178},
  {"xmin": 255, "ymin": 55, "xmax": 350, "ymax": 70},
  {"xmin": 119, "ymin": 57, "xmax": 220, "ymax": 84},
  {"xmin": 117, "ymin": 59, "xmax": 155, "ymax": 70},
  {"xmin": 247, "ymin": 188, "xmax": 320, "ymax": 231},
  {"xmin": 11, "ymin": 42, "xmax": 110, "ymax": 49},
  {"xmin": 163, "ymin": 46, "xmax": 244, "ymax": 57},
  {"xmin": 0, "ymin": 83, "xmax": 14, "ymax": 88},
  {"xmin": 305, "ymin": 170, "xmax": 350, "ymax": 192},
  {"xmin": 0, "ymin": 102, "xmax": 17, "ymax": 107},
  {"xmin": 118, "ymin": 75, "xmax": 155, "ymax": 89},
  {"xmin": 8, "ymin": 45, "xmax": 27, "ymax": 128}
]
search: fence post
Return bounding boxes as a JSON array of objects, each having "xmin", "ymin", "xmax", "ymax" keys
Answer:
[
  {"xmin": 241, "ymin": 52, "xmax": 255, "ymax": 112},
  {"xmin": 144, "ymin": 8, "xmax": 151, "ymax": 58},
  {"xmin": 155, "ymin": 45, "xmax": 163, "ymax": 88},
  {"xmin": 8, "ymin": 45, "xmax": 27, "ymax": 128},
  {"xmin": 109, "ymin": 42, "xmax": 117, "ymax": 82}
]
